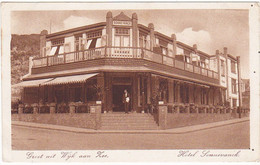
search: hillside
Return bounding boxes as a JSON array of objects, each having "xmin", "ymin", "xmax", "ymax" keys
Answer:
[
  {"xmin": 11, "ymin": 34, "xmax": 40, "ymax": 101},
  {"xmin": 11, "ymin": 34, "xmax": 40, "ymax": 85}
]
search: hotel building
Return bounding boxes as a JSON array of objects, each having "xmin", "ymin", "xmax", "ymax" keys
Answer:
[{"xmin": 13, "ymin": 12, "xmax": 246, "ymax": 129}]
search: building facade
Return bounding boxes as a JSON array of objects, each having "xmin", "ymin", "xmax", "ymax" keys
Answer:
[{"xmin": 12, "ymin": 12, "xmax": 245, "ymax": 129}]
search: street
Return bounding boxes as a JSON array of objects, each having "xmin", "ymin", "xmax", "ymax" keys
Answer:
[{"xmin": 12, "ymin": 121, "xmax": 249, "ymax": 150}]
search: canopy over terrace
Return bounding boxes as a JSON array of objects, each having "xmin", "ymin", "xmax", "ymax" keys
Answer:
[
  {"xmin": 12, "ymin": 73, "xmax": 98, "ymax": 87},
  {"xmin": 14, "ymin": 73, "xmax": 99, "ymax": 105}
]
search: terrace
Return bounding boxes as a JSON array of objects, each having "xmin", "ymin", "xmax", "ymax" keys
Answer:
[{"xmin": 31, "ymin": 46, "xmax": 219, "ymax": 84}]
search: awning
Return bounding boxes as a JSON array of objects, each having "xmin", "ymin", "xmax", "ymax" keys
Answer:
[
  {"xmin": 43, "ymin": 73, "xmax": 98, "ymax": 85},
  {"xmin": 12, "ymin": 78, "xmax": 53, "ymax": 87}
]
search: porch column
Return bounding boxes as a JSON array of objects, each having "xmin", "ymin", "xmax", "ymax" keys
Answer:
[
  {"xmin": 90, "ymin": 103, "xmax": 102, "ymax": 130},
  {"xmin": 132, "ymin": 73, "xmax": 138, "ymax": 112},
  {"xmin": 69, "ymin": 102, "xmax": 76, "ymax": 113},
  {"xmin": 18, "ymin": 104, "xmax": 24, "ymax": 114},
  {"xmin": 141, "ymin": 75, "xmax": 145, "ymax": 112},
  {"xmin": 106, "ymin": 74, "xmax": 113, "ymax": 112},
  {"xmin": 97, "ymin": 73, "xmax": 105, "ymax": 103},
  {"xmin": 32, "ymin": 103, "xmax": 39, "ymax": 114},
  {"xmin": 49, "ymin": 103, "xmax": 56, "ymax": 114},
  {"xmin": 168, "ymin": 79, "xmax": 174, "ymax": 104},
  {"xmin": 137, "ymin": 75, "xmax": 141, "ymax": 107},
  {"xmin": 147, "ymin": 74, "xmax": 151, "ymax": 104},
  {"xmin": 158, "ymin": 103, "xmax": 167, "ymax": 129}
]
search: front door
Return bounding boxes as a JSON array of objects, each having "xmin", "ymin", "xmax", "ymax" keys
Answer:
[{"xmin": 112, "ymin": 85, "xmax": 132, "ymax": 112}]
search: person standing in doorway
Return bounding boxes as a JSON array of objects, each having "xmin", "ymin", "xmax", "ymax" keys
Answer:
[{"xmin": 122, "ymin": 89, "xmax": 130, "ymax": 113}]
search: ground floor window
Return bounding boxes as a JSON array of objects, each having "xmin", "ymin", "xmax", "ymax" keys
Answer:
[{"xmin": 23, "ymin": 87, "xmax": 38, "ymax": 104}]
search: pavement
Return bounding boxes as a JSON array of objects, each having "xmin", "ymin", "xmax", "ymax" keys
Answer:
[{"xmin": 11, "ymin": 117, "xmax": 249, "ymax": 134}]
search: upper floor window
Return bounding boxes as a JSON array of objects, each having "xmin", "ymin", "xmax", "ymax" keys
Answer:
[
  {"xmin": 159, "ymin": 39, "xmax": 168, "ymax": 56},
  {"xmin": 114, "ymin": 28, "xmax": 130, "ymax": 47},
  {"xmin": 139, "ymin": 32, "xmax": 147, "ymax": 48},
  {"xmin": 115, "ymin": 28, "xmax": 130, "ymax": 35},
  {"xmin": 86, "ymin": 31, "xmax": 102, "ymax": 49},
  {"xmin": 87, "ymin": 31, "xmax": 102, "ymax": 39},
  {"xmin": 232, "ymin": 78, "xmax": 237, "ymax": 94},
  {"xmin": 75, "ymin": 34, "xmax": 84, "ymax": 52},
  {"xmin": 231, "ymin": 60, "xmax": 236, "ymax": 74},
  {"xmin": 49, "ymin": 38, "xmax": 65, "ymax": 56},
  {"xmin": 221, "ymin": 60, "xmax": 225, "ymax": 76},
  {"xmin": 51, "ymin": 38, "xmax": 64, "ymax": 46}
]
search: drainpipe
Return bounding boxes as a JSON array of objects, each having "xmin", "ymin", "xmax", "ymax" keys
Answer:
[{"xmin": 237, "ymin": 56, "xmax": 242, "ymax": 118}]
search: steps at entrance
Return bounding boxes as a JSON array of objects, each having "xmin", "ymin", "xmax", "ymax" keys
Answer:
[{"xmin": 101, "ymin": 113, "xmax": 159, "ymax": 130}]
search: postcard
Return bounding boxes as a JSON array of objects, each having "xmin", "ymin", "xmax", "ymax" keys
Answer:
[{"xmin": 2, "ymin": 2, "xmax": 259, "ymax": 162}]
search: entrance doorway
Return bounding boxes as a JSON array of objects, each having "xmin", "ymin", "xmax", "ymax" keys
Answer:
[{"xmin": 112, "ymin": 85, "xmax": 132, "ymax": 112}]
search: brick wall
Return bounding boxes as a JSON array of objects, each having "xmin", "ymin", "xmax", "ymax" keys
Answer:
[
  {"xmin": 12, "ymin": 113, "xmax": 96, "ymax": 129},
  {"xmin": 166, "ymin": 113, "xmax": 248, "ymax": 129}
]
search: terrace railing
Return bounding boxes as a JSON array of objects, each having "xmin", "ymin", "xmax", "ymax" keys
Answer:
[{"xmin": 32, "ymin": 46, "xmax": 219, "ymax": 80}]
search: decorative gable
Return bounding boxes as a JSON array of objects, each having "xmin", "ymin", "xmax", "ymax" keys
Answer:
[{"xmin": 113, "ymin": 12, "xmax": 131, "ymax": 21}]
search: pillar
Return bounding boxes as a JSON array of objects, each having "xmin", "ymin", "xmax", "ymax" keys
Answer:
[
  {"xmin": 69, "ymin": 102, "xmax": 76, "ymax": 113},
  {"xmin": 32, "ymin": 103, "xmax": 39, "ymax": 114},
  {"xmin": 49, "ymin": 103, "xmax": 56, "ymax": 114},
  {"xmin": 97, "ymin": 72, "xmax": 105, "ymax": 104},
  {"xmin": 106, "ymin": 74, "xmax": 113, "ymax": 112},
  {"xmin": 141, "ymin": 75, "xmax": 145, "ymax": 112},
  {"xmin": 106, "ymin": 11, "xmax": 113, "ymax": 47},
  {"xmin": 175, "ymin": 105, "xmax": 180, "ymax": 113},
  {"xmin": 18, "ymin": 104, "xmax": 24, "ymax": 114},
  {"xmin": 171, "ymin": 34, "xmax": 177, "ymax": 57},
  {"xmin": 106, "ymin": 11, "xmax": 113, "ymax": 56},
  {"xmin": 148, "ymin": 23, "xmax": 155, "ymax": 51},
  {"xmin": 132, "ymin": 73, "xmax": 138, "ymax": 112},
  {"xmin": 132, "ymin": 13, "xmax": 138, "ymax": 58},
  {"xmin": 168, "ymin": 79, "xmax": 174, "ymax": 104},
  {"xmin": 90, "ymin": 104, "xmax": 102, "ymax": 130},
  {"xmin": 147, "ymin": 74, "xmax": 151, "ymax": 104},
  {"xmin": 158, "ymin": 104, "xmax": 167, "ymax": 129},
  {"xmin": 40, "ymin": 30, "xmax": 48, "ymax": 57}
]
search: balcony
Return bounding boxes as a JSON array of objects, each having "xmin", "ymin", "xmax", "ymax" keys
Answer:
[{"xmin": 31, "ymin": 47, "xmax": 219, "ymax": 83}]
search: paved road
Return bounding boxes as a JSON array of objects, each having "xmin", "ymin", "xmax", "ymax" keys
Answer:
[{"xmin": 12, "ymin": 121, "xmax": 249, "ymax": 150}]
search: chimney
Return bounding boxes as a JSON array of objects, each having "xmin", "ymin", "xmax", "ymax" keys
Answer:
[
  {"xmin": 148, "ymin": 23, "xmax": 155, "ymax": 51},
  {"xmin": 193, "ymin": 44, "xmax": 197, "ymax": 53},
  {"xmin": 224, "ymin": 47, "xmax": 228, "ymax": 56},
  {"xmin": 171, "ymin": 34, "xmax": 177, "ymax": 56},
  {"xmin": 216, "ymin": 50, "xmax": 220, "ymax": 55},
  {"xmin": 40, "ymin": 30, "xmax": 48, "ymax": 57}
]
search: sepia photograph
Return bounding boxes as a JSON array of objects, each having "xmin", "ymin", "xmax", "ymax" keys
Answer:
[{"xmin": 2, "ymin": 2, "xmax": 259, "ymax": 162}]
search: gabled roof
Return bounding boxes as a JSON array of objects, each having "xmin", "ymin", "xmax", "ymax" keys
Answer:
[{"xmin": 113, "ymin": 12, "xmax": 131, "ymax": 21}]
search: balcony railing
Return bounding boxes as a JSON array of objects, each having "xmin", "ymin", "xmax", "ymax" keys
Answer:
[{"xmin": 32, "ymin": 46, "xmax": 219, "ymax": 80}]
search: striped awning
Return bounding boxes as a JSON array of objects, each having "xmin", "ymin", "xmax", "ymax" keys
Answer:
[
  {"xmin": 12, "ymin": 78, "xmax": 53, "ymax": 87},
  {"xmin": 43, "ymin": 73, "xmax": 98, "ymax": 85}
]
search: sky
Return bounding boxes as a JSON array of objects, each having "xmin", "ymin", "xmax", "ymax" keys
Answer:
[{"xmin": 11, "ymin": 9, "xmax": 249, "ymax": 78}]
